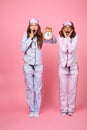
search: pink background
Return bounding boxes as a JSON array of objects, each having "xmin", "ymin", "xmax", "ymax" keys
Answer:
[{"xmin": 0, "ymin": 0, "xmax": 87, "ymax": 130}]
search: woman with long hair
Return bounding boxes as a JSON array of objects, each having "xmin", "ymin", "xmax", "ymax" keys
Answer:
[
  {"xmin": 22, "ymin": 18, "xmax": 56, "ymax": 117},
  {"xmin": 58, "ymin": 21, "xmax": 79, "ymax": 116}
]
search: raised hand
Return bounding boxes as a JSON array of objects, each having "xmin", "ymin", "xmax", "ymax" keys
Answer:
[
  {"xmin": 63, "ymin": 29, "xmax": 73, "ymax": 38},
  {"xmin": 29, "ymin": 30, "xmax": 36, "ymax": 39}
]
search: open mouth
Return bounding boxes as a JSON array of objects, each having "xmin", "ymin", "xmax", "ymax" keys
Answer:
[
  {"xmin": 66, "ymin": 31, "xmax": 69, "ymax": 35},
  {"xmin": 33, "ymin": 30, "xmax": 35, "ymax": 33}
]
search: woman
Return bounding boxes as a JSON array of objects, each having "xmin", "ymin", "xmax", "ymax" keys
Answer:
[
  {"xmin": 58, "ymin": 21, "xmax": 79, "ymax": 116},
  {"xmin": 22, "ymin": 18, "xmax": 56, "ymax": 117}
]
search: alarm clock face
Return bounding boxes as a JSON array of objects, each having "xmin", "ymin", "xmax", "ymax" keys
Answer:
[{"xmin": 43, "ymin": 31, "xmax": 52, "ymax": 40}]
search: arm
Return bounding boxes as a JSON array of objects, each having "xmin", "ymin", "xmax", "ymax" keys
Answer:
[
  {"xmin": 58, "ymin": 35, "xmax": 68, "ymax": 53},
  {"xmin": 68, "ymin": 36, "xmax": 78, "ymax": 53},
  {"xmin": 21, "ymin": 32, "xmax": 33, "ymax": 53}
]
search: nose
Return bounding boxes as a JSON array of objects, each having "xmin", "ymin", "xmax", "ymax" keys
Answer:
[{"xmin": 32, "ymin": 27, "xmax": 35, "ymax": 30}]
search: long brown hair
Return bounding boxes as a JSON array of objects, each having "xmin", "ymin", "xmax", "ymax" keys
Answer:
[
  {"xmin": 27, "ymin": 24, "xmax": 43, "ymax": 49},
  {"xmin": 59, "ymin": 22, "xmax": 76, "ymax": 38}
]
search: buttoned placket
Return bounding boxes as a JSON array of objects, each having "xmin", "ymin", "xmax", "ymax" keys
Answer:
[{"xmin": 32, "ymin": 37, "xmax": 37, "ymax": 66}]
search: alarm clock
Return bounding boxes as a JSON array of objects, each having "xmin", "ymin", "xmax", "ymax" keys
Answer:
[{"xmin": 43, "ymin": 27, "xmax": 53, "ymax": 40}]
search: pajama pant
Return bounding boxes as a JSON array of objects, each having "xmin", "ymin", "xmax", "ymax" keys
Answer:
[
  {"xmin": 59, "ymin": 63, "xmax": 79, "ymax": 113},
  {"xmin": 24, "ymin": 63, "xmax": 43, "ymax": 113}
]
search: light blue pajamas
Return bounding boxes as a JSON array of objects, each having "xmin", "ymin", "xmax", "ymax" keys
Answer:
[
  {"xmin": 22, "ymin": 32, "xmax": 56, "ymax": 114},
  {"xmin": 24, "ymin": 64, "xmax": 43, "ymax": 113}
]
